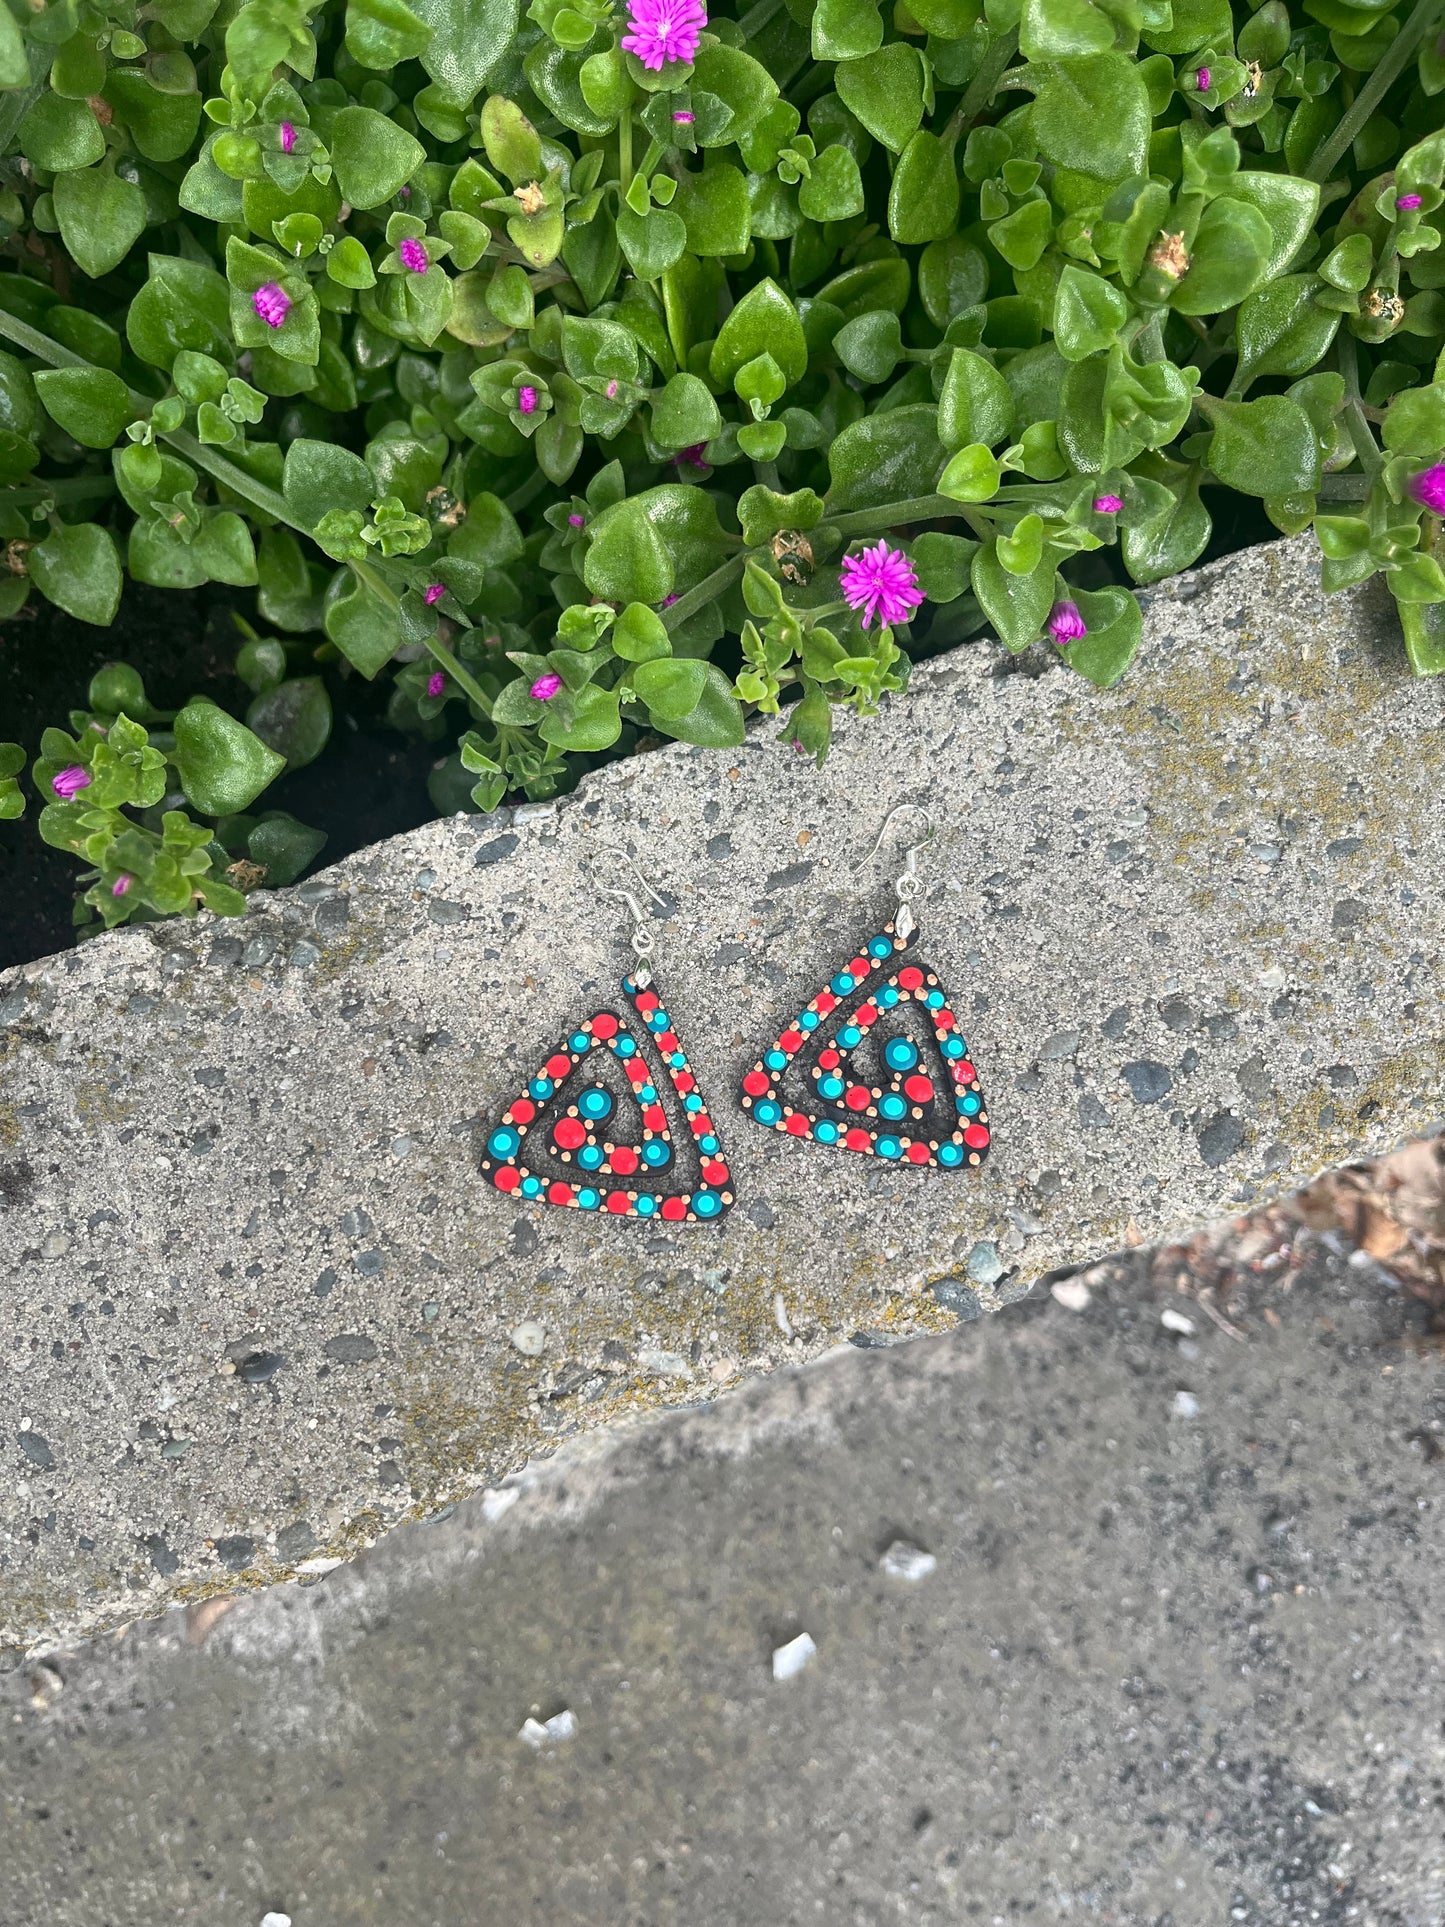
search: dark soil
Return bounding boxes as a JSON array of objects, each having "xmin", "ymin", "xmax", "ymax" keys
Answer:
[{"xmin": 0, "ymin": 495, "xmax": 1281, "ymax": 974}]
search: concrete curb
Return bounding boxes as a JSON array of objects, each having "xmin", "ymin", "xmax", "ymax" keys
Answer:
[{"xmin": 2, "ymin": 532, "xmax": 1442, "ymax": 1651}]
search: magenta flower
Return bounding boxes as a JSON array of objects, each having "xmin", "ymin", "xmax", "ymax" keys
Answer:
[
  {"xmin": 1408, "ymin": 463, "xmax": 1445, "ymax": 514},
  {"xmin": 839, "ymin": 540, "xmax": 924, "ymax": 631},
  {"xmin": 280, "ymin": 121, "xmax": 296, "ymax": 154},
  {"xmin": 605, "ymin": 379, "xmax": 619, "ymax": 399},
  {"xmin": 112, "ymin": 873, "xmax": 132, "ymax": 898},
  {"xmin": 51, "ymin": 765, "xmax": 91, "ymax": 800},
  {"xmin": 620, "ymin": 0, "xmax": 707, "ymax": 69},
  {"xmin": 427, "ymin": 670, "xmax": 446, "ymax": 697},
  {"xmin": 253, "ymin": 282, "xmax": 291, "ymax": 330},
  {"xmin": 673, "ymin": 110, "xmax": 695, "ymax": 123},
  {"xmin": 398, "ymin": 237, "xmax": 429, "ymax": 274},
  {"xmin": 531, "ymin": 673, "xmax": 562, "ymax": 701},
  {"xmin": 424, "ymin": 582, "xmax": 446, "ymax": 605},
  {"xmin": 1396, "ymin": 193, "xmax": 1423, "ymax": 211},
  {"xmin": 673, "ymin": 442, "xmax": 709, "ymax": 469},
  {"xmin": 1048, "ymin": 600, "xmax": 1087, "ymax": 645},
  {"xmin": 1093, "ymin": 494, "xmax": 1123, "ymax": 514},
  {"xmin": 661, "ymin": 593, "xmax": 680, "ymax": 608},
  {"xmin": 1195, "ymin": 65, "xmax": 1210, "ymax": 89},
  {"xmin": 517, "ymin": 385, "xmax": 539, "ymax": 416},
  {"xmin": 568, "ymin": 512, "xmax": 586, "ymax": 527}
]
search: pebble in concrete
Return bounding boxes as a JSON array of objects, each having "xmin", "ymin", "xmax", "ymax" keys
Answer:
[{"xmin": 2, "ymin": 535, "xmax": 1443, "ymax": 1653}]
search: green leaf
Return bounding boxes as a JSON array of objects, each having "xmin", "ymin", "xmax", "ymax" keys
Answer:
[
  {"xmin": 53, "ymin": 167, "xmax": 147, "ymax": 279},
  {"xmin": 1206, "ymin": 395, "xmax": 1322, "ymax": 497},
  {"xmin": 835, "ymin": 43, "xmax": 925, "ymax": 154},
  {"xmin": 634, "ymin": 655, "xmax": 708, "ymax": 718},
  {"xmin": 826, "ymin": 405, "xmax": 945, "ymax": 512},
  {"xmin": 246, "ymin": 676, "xmax": 332, "ymax": 769},
  {"xmin": 323, "ymin": 566, "xmax": 402, "ymax": 678},
  {"xmin": 888, "ymin": 132, "xmax": 960, "ymax": 246},
  {"xmin": 651, "ymin": 372, "xmax": 723, "ymax": 450},
  {"xmin": 650, "ymin": 662, "xmax": 746, "ymax": 746},
  {"xmin": 1227, "ymin": 171, "xmax": 1319, "ymax": 282},
  {"xmin": 813, "ymin": 0, "xmax": 883, "ymax": 59},
  {"xmin": 416, "ymin": 0, "xmax": 518, "ymax": 106},
  {"xmin": 20, "ymin": 94, "xmax": 106, "ymax": 172},
  {"xmin": 247, "ymin": 812, "xmax": 328, "ymax": 886},
  {"xmin": 103, "ymin": 72, "xmax": 203, "ymax": 164},
  {"xmin": 127, "ymin": 255, "xmax": 231, "ymax": 371},
  {"xmin": 33, "ymin": 368, "xmax": 133, "ymax": 449},
  {"xmin": 799, "ymin": 145, "xmax": 865, "ymax": 224},
  {"xmin": 1382, "ymin": 382, "xmax": 1445, "ymax": 458},
  {"xmin": 617, "ymin": 204, "xmax": 688, "ymax": 279},
  {"xmin": 1031, "ymin": 55, "xmax": 1151, "ymax": 181},
  {"xmin": 939, "ymin": 443, "xmax": 1002, "ymax": 502},
  {"xmin": 283, "ymin": 439, "xmax": 375, "ymax": 529},
  {"xmin": 833, "ymin": 310, "xmax": 904, "ymax": 384},
  {"xmin": 988, "ymin": 198, "xmax": 1053, "ymax": 271},
  {"xmin": 938, "ymin": 347, "xmax": 1015, "ymax": 451},
  {"xmin": 1121, "ymin": 467, "xmax": 1211, "ymax": 583},
  {"xmin": 172, "ymin": 702, "xmax": 286, "ymax": 815},
  {"xmin": 330, "ymin": 107, "xmax": 426, "ymax": 209},
  {"xmin": 1021, "ymin": 0, "xmax": 1115, "ymax": 58},
  {"xmin": 1172, "ymin": 196, "xmax": 1273, "ymax": 315},
  {"xmin": 673, "ymin": 165, "xmax": 751, "ymax": 258},
  {"xmin": 584, "ymin": 498, "xmax": 675, "ymax": 603},
  {"xmin": 1053, "ymin": 265, "xmax": 1128, "ymax": 361},
  {"xmin": 1065, "ymin": 585, "xmax": 1142, "ymax": 686},
  {"xmin": 910, "ymin": 531, "xmax": 978, "ymax": 602},
  {"xmin": 28, "ymin": 523, "xmax": 123, "ymax": 626},
  {"xmin": 346, "ymin": 0, "xmax": 433, "ymax": 67},
  {"xmin": 1233, "ymin": 277, "xmax": 1340, "ymax": 386},
  {"xmin": 613, "ymin": 602, "xmax": 672, "ymax": 662},
  {"xmin": 737, "ymin": 484, "xmax": 825, "ymax": 546},
  {"xmin": 690, "ymin": 45, "xmax": 780, "ymax": 143},
  {"xmin": 539, "ymin": 681, "xmax": 622, "ymax": 751},
  {"xmin": 711, "ymin": 278, "xmax": 807, "ymax": 389},
  {"xmin": 972, "ymin": 540, "xmax": 1055, "ymax": 651}
]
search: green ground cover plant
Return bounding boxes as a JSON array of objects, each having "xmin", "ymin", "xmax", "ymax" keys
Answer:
[{"xmin": 0, "ymin": 0, "xmax": 1443, "ymax": 929}]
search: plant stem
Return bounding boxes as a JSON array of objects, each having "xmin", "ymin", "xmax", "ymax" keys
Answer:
[
  {"xmin": 828, "ymin": 493, "xmax": 986, "ymax": 537},
  {"xmin": 1306, "ymin": 0, "xmax": 1442, "ymax": 183},
  {"xmin": 660, "ymin": 553, "xmax": 745, "ymax": 632},
  {"xmin": 421, "ymin": 632, "xmax": 494, "ymax": 714},
  {"xmin": 737, "ymin": 0, "xmax": 783, "ymax": 35},
  {"xmin": 944, "ymin": 29, "xmax": 1020, "ymax": 144},
  {"xmin": 1336, "ymin": 329, "xmax": 1383, "ymax": 482},
  {"xmin": 618, "ymin": 108, "xmax": 633, "ymax": 194},
  {"xmin": 2, "ymin": 475, "xmax": 115, "ymax": 507}
]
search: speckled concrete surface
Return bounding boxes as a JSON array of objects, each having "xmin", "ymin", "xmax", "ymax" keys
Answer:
[
  {"xmin": 1, "ymin": 1243, "xmax": 1440, "ymax": 1927},
  {"xmin": 2, "ymin": 533, "xmax": 1443, "ymax": 1652}
]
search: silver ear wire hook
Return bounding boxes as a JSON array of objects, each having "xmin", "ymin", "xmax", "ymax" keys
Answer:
[
  {"xmin": 593, "ymin": 847, "xmax": 667, "ymax": 987},
  {"xmin": 856, "ymin": 803, "xmax": 933, "ymax": 941}
]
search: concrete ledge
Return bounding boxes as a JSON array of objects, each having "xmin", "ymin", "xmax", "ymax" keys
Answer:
[{"xmin": 2, "ymin": 533, "xmax": 1442, "ymax": 1651}]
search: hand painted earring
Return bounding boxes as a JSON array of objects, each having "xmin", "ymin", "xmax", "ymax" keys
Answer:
[
  {"xmin": 738, "ymin": 806, "xmax": 992, "ymax": 1170},
  {"xmin": 480, "ymin": 851, "xmax": 736, "ymax": 1224}
]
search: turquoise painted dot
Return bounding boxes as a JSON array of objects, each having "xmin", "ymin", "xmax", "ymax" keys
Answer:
[
  {"xmin": 685, "ymin": 1093, "xmax": 703, "ymax": 1113},
  {"xmin": 878, "ymin": 985, "xmax": 899, "ymax": 1009},
  {"xmin": 960, "ymin": 1093, "xmax": 981, "ymax": 1116},
  {"xmin": 869, "ymin": 937, "xmax": 892, "ymax": 959},
  {"xmin": 926, "ymin": 989, "xmax": 945, "ymax": 1009},
  {"xmin": 635, "ymin": 1195, "xmax": 657, "ymax": 1216},
  {"xmin": 670, "ymin": 1051, "xmax": 687, "ymax": 1067},
  {"xmin": 529, "ymin": 1076, "xmax": 554, "ymax": 1101},
  {"xmin": 580, "ymin": 1087, "xmax": 613, "ymax": 1120},
  {"xmin": 840, "ymin": 1026, "xmax": 862, "ymax": 1049},
  {"xmin": 877, "ymin": 1136, "xmax": 902, "ymax": 1160},
  {"xmin": 639, "ymin": 1084, "xmax": 658, "ymax": 1104},
  {"xmin": 939, "ymin": 1141, "xmax": 964, "ymax": 1168},
  {"xmin": 699, "ymin": 1135, "xmax": 718, "ymax": 1154},
  {"xmin": 648, "ymin": 1010, "xmax": 668, "ymax": 1029},
  {"xmin": 831, "ymin": 971, "xmax": 855, "ymax": 996},
  {"xmin": 765, "ymin": 1050, "xmax": 787, "ymax": 1072},
  {"xmin": 819, "ymin": 1074, "xmax": 844, "ymax": 1101},
  {"xmin": 879, "ymin": 1093, "xmax": 908, "ymax": 1121},
  {"xmin": 579, "ymin": 1144, "xmax": 604, "ymax": 1171},
  {"xmin": 800, "ymin": 1011, "xmax": 819, "ymax": 1030},
  {"xmin": 756, "ymin": 1100, "xmax": 782, "ymax": 1126},
  {"xmin": 487, "ymin": 1127, "xmax": 518, "ymax": 1158},
  {"xmin": 570, "ymin": 1032, "xmax": 589, "ymax": 1052},
  {"xmin": 693, "ymin": 1191, "xmax": 721, "ymax": 1218},
  {"xmin": 644, "ymin": 1141, "xmax": 670, "ymax": 1167},
  {"xmin": 521, "ymin": 1175, "xmax": 543, "ymax": 1197},
  {"xmin": 615, "ymin": 1035, "xmax": 636, "ymax": 1057},
  {"xmin": 815, "ymin": 1120, "xmax": 840, "ymax": 1144},
  {"xmin": 942, "ymin": 1037, "xmax": 965, "ymax": 1060},
  {"xmin": 884, "ymin": 1037, "xmax": 919, "ymax": 1072},
  {"xmin": 577, "ymin": 1186, "xmax": 600, "ymax": 1208}
]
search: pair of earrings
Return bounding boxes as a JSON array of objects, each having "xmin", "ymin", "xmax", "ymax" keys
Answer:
[{"xmin": 479, "ymin": 806, "xmax": 992, "ymax": 1224}]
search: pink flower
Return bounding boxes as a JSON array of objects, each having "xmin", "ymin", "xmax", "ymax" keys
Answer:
[
  {"xmin": 1408, "ymin": 463, "xmax": 1445, "ymax": 514},
  {"xmin": 51, "ymin": 765, "xmax": 91, "ymax": 800},
  {"xmin": 1048, "ymin": 600, "xmax": 1087, "ymax": 645},
  {"xmin": 673, "ymin": 442, "xmax": 709, "ymax": 469},
  {"xmin": 839, "ymin": 540, "xmax": 924, "ymax": 631},
  {"xmin": 1396, "ymin": 193, "xmax": 1423, "ymax": 211},
  {"xmin": 661, "ymin": 593, "xmax": 680, "ymax": 608},
  {"xmin": 112, "ymin": 873, "xmax": 132, "ymax": 898},
  {"xmin": 1195, "ymin": 65, "xmax": 1210, "ymax": 89},
  {"xmin": 253, "ymin": 282, "xmax": 291, "ymax": 329},
  {"xmin": 280, "ymin": 121, "xmax": 296, "ymax": 154},
  {"xmin": 673, "ymin": 110, "xmax": 695, "ymax": 123},
  {"xmin": 427, "ymin": 670, "xmax": 446, "ymax": 697},
  {"xmin": 531, "ymin": 673, "xmax": 562, "ymax": 700},
  {"xmin": 424, "ymin": 582, "xmax": 446, "ymax": 605},
  {"xmin": 568, "ymin": 512, "xmax": 586, "ymax": 527},
  {"xmin": 1093, "ymin": 494, "xmax": 1123, "ymax": 514},
  {"xmin": 606, "ymin": 379, "xmax": 619, "ymax": 399},
  {"xmin": 517, "ymin": 385, "xmax": 539, "ymax": 416},
  {"xmin": 620, "ymin": 0, "xmax": 707, "ymax": 70},
  {"xmin": 398, "ymin": 237, "xmax": 429, "ymax": 273}
]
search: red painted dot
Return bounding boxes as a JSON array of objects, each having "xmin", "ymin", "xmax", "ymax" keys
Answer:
[
  {"xmin": 611, "ymin": 1146, "xmax": 639, "ymax": 1176},
  {"xmin": 634, "ymin": 989, "xmax": 659, "ymax": 1013},
  {"xmin": 656, "ymin": 1029, "xmax": 679, "ymax": 1054},
  {"xmin": 816, "ymin": 990, "xmax": 837, "ymax": 1015},
  {"xmin": 955, "ymin": 1060, "xmax": 976, "ymax": 1083},
  {"xmin": 661, "ymin": 1196, "xmax": 687, "ymax": 1221},
  {"xmin": 692, "ymin": 1111, "xmax": 713, "ymax": 1135},
  {"xmin": 934, "ymin": 1008, "xmax": 955, "ymax": 1031},
  {"xmin": 898, "ymin": 966, "xmax": 924, "ymax": 990},
  {"xmin": 553, "ymin": 1116, "xmax": 586, "ymax": 1150},
  {"xmin": 845, "ymin": 1127, "xmax": 871, "ymax": 1153},
  {"xmin": 492, "ymin": 1166, "xmax": 520, "ymax": 1192},
  {"xmin": 784, "ymin": 1114, "xmax": 811, "ymax": 1136},
  {"xmin": 905, "ymin": 1142, "xmax": 931, "ymax": 1165},
  {"xmin": 605, "ymin": 1191, "xmax": 631, "ymax": 1214},
  {"xmin": 591, "ymin": 1012, "xmax": 618, "ymax": 1040},
  {"xmin": 627, "ymin": 1060, "xmax": 649, "ymax": 1084},
  {"xmin": 643, "ymin": 1104, "xmax": 667, "ymax": 1131},
  {"xmin": 508, "ymin": 1098, "xmax": 535, "ymax": 1126},
  {"xmin": 855, "ymin": 1003, "xmax": 878, "ymax": 1028},
  {"xmin": 845, "ymin": 1086, "xmax": 871, "ymax": 1112},
  {"xmin": 818, "ymin": 1049, "xmax": 840, "ymax": 1070},
  {"xmin": 743, "ymin": 1069, "xmax": 770, "ymax": 1097},
  {"xmin": 674, "ymin": 1070, "xmax": 694, "ymax": 1094},
  {"xmin": 964, "ymin": 1123, "xmax": 990, "ymax": 1148},
  {"xmin": 779, "ymin": 1029, "xmax": 802, "ymax": 1053},
  {"xmin": 548, "ymin": 1180, "xmax": 575, "ymax": 1205},
  {"xmin": 702, "ymin": 1159, "xmax": 729, "ymax": 1184},
  {"xmin": 545, "ymin": 1053, "xmax": 570, "ymax": 1080},
  {"xmin": 904, "ymin": 1074, "xmax": 934, "ymax": 1103},
  {"xmin": 849, "ymin": 957, "xmax": 869, "ymax": 978}
]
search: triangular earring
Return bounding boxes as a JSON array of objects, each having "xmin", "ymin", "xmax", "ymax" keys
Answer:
[
  {"xmin": 480, "ymin": 853, "xmax": 734, "ymax": 1224},
  {"xmin": 738, "ymin": 811, "xmax": 991, "ymax": 1171}
]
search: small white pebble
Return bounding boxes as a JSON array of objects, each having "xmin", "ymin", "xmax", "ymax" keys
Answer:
[
  {"xmin": 481, "ymin": 1486, "xmax": 520, "ymax": 1524},
  {"xmin": 1050, "ymin": 1278, "xmax": 1091, "ymax": 1312},
  {"xmin": 773, "ymin": 1293, "xmax": 793, "ymax": 1338},
  {"xmin": 1161, "ymin": 1308, "xmax": 1196, "ymax": 1335},
  {"xmin": 1172, "ymin": 1390, "xmax": 1200, "ymax": 1419},
  {"xmin": 772, "ymin": 1632, "xmax": 816, "ymax": 1682},
  {"xmin": 519, "ymin": 1709, "xmax": 577, "ymax": 1747},
  {"xmin": 880, "ymin": 1541, "xmax": 937, "ymax": 1583},
  {"xmin": 509, "ymin": 1320, "xmax": 546, "ymax": 1357},
  {"xmin": 260, "ymin": 1914, "xmax": 293, "ymax": 1927}
]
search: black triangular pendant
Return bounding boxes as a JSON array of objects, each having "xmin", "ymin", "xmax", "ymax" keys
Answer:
[{"xmin": 738, "ymin": 919, "xmax": 991, "ymax": 1169}]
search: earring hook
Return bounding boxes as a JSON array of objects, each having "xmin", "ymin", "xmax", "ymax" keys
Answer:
[
  {"xmin": 591, "ymin": 845, "xmax": 667, "ymax": 984},
  {"xmin": 854, "ymin": 803, "xmax": 933, "ymax": 940}
]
